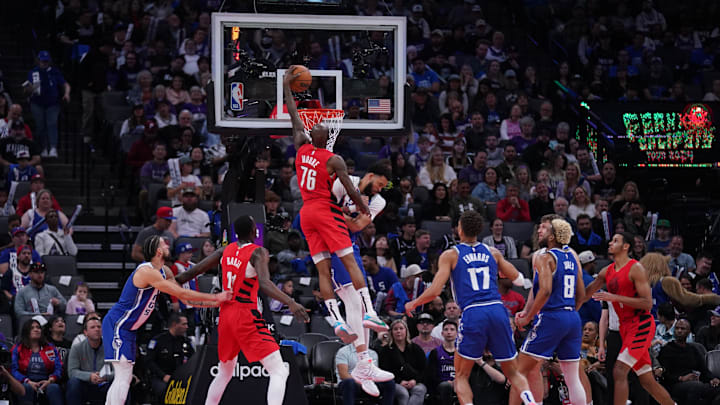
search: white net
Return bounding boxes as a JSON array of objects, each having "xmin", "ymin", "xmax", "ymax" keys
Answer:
[{"xmin": 298, "ymin": 109, "xmax": 345, "ymax": 152}]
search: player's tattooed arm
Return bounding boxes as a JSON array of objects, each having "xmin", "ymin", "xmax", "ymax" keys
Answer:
[
  {"xmin": 329, "ymin": 156, "xmax": 370, "ymax": 215},
  {"xmin": 283, "ymin": 67, "xmax": 309, "ymax": 150},
  {"xmin": 174, "ymin": 246, "xmax": 226, "ymax": 284},
  {"xmin": 252, "ymin": 246, "xmax": 310, "ymax": 322}
]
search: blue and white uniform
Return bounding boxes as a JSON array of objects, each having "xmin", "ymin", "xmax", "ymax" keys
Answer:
[
  {"xmin": 451, "ymin": 242, "xmax": 517, "ymax": 362},
  {"xmin": 521, "ymin": 246, "xmax": 582, "ymax": 361},
  {"xmin": 329, "ymin": 175, "xmax": 386, "ymax": 290},
  {"xmin": 103, "ymin": 263, "xmax": 167, "ymax": 362}
]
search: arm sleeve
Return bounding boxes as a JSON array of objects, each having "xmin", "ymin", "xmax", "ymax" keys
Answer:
[
  {"xmin": 495, "ymin": 199, "xmax": 513, "ymax": 221},
  {"xmin": 64, "ymin": 233, "xmax": 78, "ymax": 256},
  {"xmin": 519, "ymin": 200, "xmax": 531, "ymax": 222},
  {"xmin": 661, "ymin": 278, "xmax": 720, "ymax": 308}
]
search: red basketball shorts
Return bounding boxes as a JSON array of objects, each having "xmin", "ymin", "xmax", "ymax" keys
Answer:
[
  {"xmin": 617, "ymin": 313, "xmax": 655, "ymax": 375},
  {"xmin": 217, "ymin": 303, "xmax": 278, "ymax": 363},
  {"xmin": 300, "ymin": 203, "xmax": 351, "ymax": 259}
]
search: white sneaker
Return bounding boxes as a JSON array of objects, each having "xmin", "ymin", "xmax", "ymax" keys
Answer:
[
  {"xmin": 358, "ymin": 379, "xmax": 379, "ymax": 397},
  {"xmin": 333, "ymin": 322, "xmax": 358, "ymax": 344},
  {"xmin": 351, "ymin": 358, "xmax": 395, "ymax": 383},
  {"xmin": 362, "ymin": 314, "xmax": 389, "ymax": 332},
  {"xmin": 48, "ymin": 147, "xmax": 58, "ymax": 158},
  {"xmin": 40, "ymin": 149, "xmax": 49, "ymax": 158}
]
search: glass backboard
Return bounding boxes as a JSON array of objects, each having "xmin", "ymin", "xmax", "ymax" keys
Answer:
[{"xmin": 210, "ymin": 13, "xmax": 406, "ymax": 135}]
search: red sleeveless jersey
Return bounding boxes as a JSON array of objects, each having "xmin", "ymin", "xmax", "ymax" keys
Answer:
[
  {"xmin": 295, "ymin": 143, "xmax": 336, "ymax": 205},
  {"xmin": 605, "ymin": 259, "xmax": 650, "ymax": 323},
  {"xmin": 221, "ymin": 242, "xmax": 260, "ymax": 306}
]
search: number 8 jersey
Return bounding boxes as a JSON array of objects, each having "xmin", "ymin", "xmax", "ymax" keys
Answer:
[
  {"xmin": 450, "ymin": 243, "xmax": 502, "ymax": 310},
  {"xmin": 532, "ymin": 246, "xmax": 578, "ymax": 311},
  {"xmin": 295, "ymin": 143, "xmax": 336, "ymax": 205}
]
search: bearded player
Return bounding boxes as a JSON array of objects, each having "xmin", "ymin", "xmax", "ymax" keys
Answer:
[
  {"xmin": 205, "ymin": 215, "xmax": 310, "ymax": 405},
  {"xmin": 284, "ymin": 67, "xmax": 387, "ymax": 346},
  {"xmin": 582, "ymin": 233, "xmax": 676, "ymax": 405},
  {"xmin": 324, "ymin": 161, "xmax": 395, "ymax": 395},
  {"xmin": 103, "ymin": 236, "xmax": 232, "ymax": 405},
  {"xmin": 513, "ymin": 215, "xmax": 586, "ymax": 405},
  {"xmin": 404, "ymin": 211, "xmax": 538, "ymax": 405}
]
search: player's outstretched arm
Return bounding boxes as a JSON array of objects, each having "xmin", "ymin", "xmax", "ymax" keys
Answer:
[
  {"xmin": 136, "ymin": 264, "xmax": 232, "ymax": 304},
  {"xmin": 581, "ymin": 267, "xmax": 607, "ymax": 305},
  {"xmin": 405, "ymin": 248, "xmax": 456, "ymax": 316},
  {"xmin": 253, "ymin": 246, "xmax": 310, "ymax": 323},
  {"xmin": 329, "ymin": 156, "xmax": 370, "ymax": 215},
  {"xmin": 283, "ymin": 67, "xmax": 309, "ymax": 151},
  {"xmin": 174, "ymin": 246, "xmax": 226, "ymax": 284}
]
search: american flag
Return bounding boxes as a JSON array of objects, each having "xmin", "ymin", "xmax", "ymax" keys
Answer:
[{"xmin": 367, "ymin": 98, "xmax": 391, "ymax": 114}]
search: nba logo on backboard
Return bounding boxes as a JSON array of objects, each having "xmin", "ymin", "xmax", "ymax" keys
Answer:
[{"xmin": 230, "ymin": 82, "xmax": 243, "ymax": 111}]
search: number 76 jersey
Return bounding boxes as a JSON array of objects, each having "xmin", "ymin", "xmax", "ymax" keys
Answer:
[
  {"xmin": 450, "ymin": 243, "xmax": 502, "ymax": 311},
  {"xmin": 295, "ymin": 143, "xmax": 336, "ymax": 205}
]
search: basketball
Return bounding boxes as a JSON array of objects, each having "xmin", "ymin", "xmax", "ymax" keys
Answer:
[{"xmin": 290, "ymin": 65, "xmax": 312, "ymax": 92}]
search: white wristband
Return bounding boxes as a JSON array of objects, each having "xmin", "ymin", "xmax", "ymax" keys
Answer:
[{"xmin": 512, "ymin": 273, "xmax": 525, "ymax": 287}]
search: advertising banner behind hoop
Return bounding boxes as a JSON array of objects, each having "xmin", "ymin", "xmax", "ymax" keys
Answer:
[{"xmin": 164, "ymin": 341, "xmax": 307, "ymax": 405}]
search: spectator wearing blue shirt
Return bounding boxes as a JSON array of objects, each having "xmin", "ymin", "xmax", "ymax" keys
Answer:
[
  {"xmin": 471, "ymin": 167, "xmax": 506, "ymax": 202},
  {"xmin": 7, "ymin": 150, "xmax": 38, "ymax": 186},
  {"xmin": 410, "ymin": 58, "xmax": 441, "ymax": 93},
  {"xmin": 361, "ymin": 249, "xmax": 399, "ymax": 295},
  {"xmin": 24, "ymin": 51, "xmax": 70, "ymax": 159}
]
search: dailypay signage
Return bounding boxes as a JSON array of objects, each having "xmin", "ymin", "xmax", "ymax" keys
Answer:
[{"xmin": 164, "ymin": 344, "xmax": 307, "ymax": 405}]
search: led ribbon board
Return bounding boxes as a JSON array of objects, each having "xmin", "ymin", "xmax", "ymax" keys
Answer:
[{"xmin": 588, "ymin": 102, "xmax": 719, "ymax": 168}]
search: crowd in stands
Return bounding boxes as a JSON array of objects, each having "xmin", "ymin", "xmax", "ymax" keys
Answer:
[{"xmin": 0, "ymin": 0, "xmax": 717, "ymax": 404}]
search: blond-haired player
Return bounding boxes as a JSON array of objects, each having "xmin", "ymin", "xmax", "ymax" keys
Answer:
[{"xmin": 512, "ymin": 215, "xmax": 588, "ymax": 405}]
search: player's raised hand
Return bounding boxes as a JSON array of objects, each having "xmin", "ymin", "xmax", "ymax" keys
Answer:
[
  {"xmin": 215, "ymin": 291, "xmax": 233, "ymax": 303},
  {"xmin": 290, "ymin": 300, "xmax": 310, "ymax": 323},
  {"xmin": 283, "ymin": 66, "xmax": 302, "ymax": 86},
  {"xmin": 404, "ymin": 300, "xmax": 416, "ymax": 317}
]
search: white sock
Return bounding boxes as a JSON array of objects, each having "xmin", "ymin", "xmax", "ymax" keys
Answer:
[
  {"xmin": 261, "ymin": 351, "xmax": 290, "ymax": 405},
  {"xmin": 357, "ymin": 287, "xmax": 376, "ymax": 316},
  {"xmin": 205, "ymin": 359, "xmax": 236, "ymax": 405},
  {"xmin": 588, "ymin": 402, "xmax": 593, "ymax": 405},
  {"xmin": 336, "ymin": 286, "xmax": 365, "ymax": 347},
  {"xmin": 325, "ymin": 298, "xmax": 345, "ymax": 324},
  {"xmin": 520, "ymin": 390, "xmax": 537, "ymax": 405},
  {"xmin": 106, "ymin": 360, "xmax": 133, "ymax": 405}
]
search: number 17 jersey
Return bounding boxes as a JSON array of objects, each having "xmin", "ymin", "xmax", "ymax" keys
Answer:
[{"xmin": 450, "ymin": 242, "xmax": 501, "ymax": 310}]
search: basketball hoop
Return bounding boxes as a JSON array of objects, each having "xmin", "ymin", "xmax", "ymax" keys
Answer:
[{"xmin": 298, "ymin": 109, "xmax": 345, "ymax": 152}]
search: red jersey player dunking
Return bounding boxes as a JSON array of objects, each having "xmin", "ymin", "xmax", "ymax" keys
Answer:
[
  {"xmin": 204, "ymin": 215, "xmax": 309, "ymax": 405},
  {"xmin": 582, "ymin": 232, "xmax": 675, "ymax": 405},
  {"xmin": 283, "ymin": 67, "xmax": 388, "ymax": 345}
]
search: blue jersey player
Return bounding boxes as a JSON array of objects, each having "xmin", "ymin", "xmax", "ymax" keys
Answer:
[
  {"xmin": 405, "ymin": 211, "xmax": 538, "ymax": 405},
  {"xmin": 103, "ymin": 236, "xmax": 231, "ymax": 405},
  {"xmin": 514, "ymin": 215, "xmax": 586, "ymax": 405}
]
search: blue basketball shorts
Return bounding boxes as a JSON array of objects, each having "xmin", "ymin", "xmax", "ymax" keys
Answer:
[
  {"xmin": 103, "ymin": 314, "xmax": 138, "ymax": 363},
  {"xmin": 457, "ymin": 302, "xmax": 517, "ymax": 362},
  {"xmin": 520, "ymin": 309, "xmax": 582, "ymax": 361}
]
